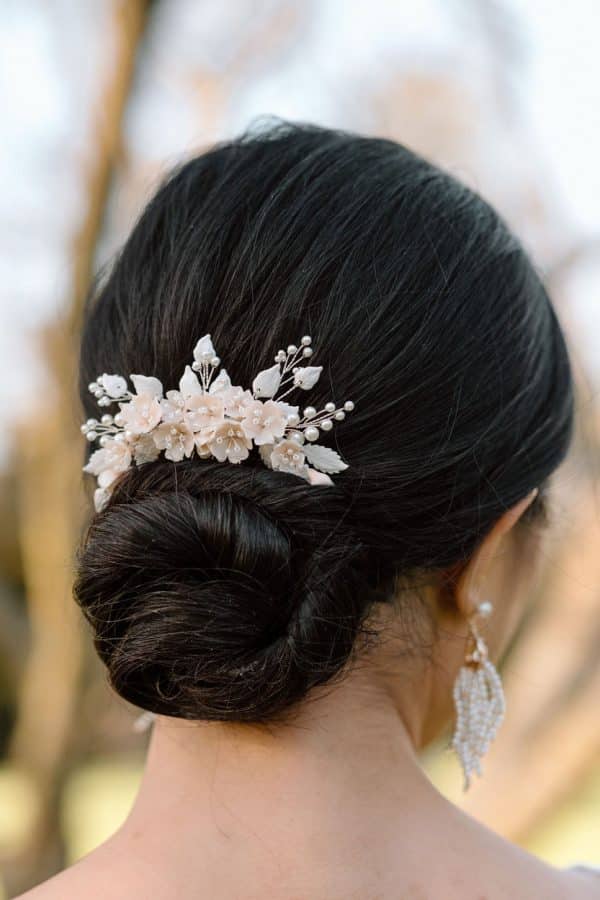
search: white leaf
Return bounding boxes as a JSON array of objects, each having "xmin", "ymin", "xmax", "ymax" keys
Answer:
[
  {"xmin": 303, "ymin": 443, "xmax": 348, "ymax": 474},
  {"xmin": 179, "ymin": 365, "xmax": 202, "ymax": 397},
  {"xmin": 209, "ymin": 368, "xmax": 232, "ymax": 393},
  {"xmin": 306, "ymin": 468, "xmax": 334, "ymax": 486},
  {"xmin": 193, "ymin": 334, "xmax": 216, "ymax": 365},
  {"xmin": 130, "ymin": 374, "xmax": 163, "ymax": 398},
  {"xmin": 100, "ymin": 374, "xmax": 128, "ymax": 398},
  {"xmin": 293, "ymin": 366, "xmax": 322, "ymax": 390},
  {"xmin": 252, "ymin": 364, "xmax": 281, "ymax": 398}
]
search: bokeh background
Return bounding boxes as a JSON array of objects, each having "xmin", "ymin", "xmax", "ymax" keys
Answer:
[{"xmin": 1, "ymin": 1, "xmax": 600, "ymax": 895}]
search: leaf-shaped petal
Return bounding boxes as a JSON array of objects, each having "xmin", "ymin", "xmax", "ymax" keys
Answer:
[
  {"xmin": 252, "ymin": 364, "xmax": 281, "ymax": 398},
  {"xmin": 302, "ymin": 443, "xmax": 348, "ymax": 474},
  {"xmin": 130, "ymin": 374, "xmax": 163, "ymax": 398},
  {"xmin": 100, "ymin": 374, "xmax": 128, "ymax": 398},
  {"xmin": 179, "ymin": 365, "xmax": 202, "ymax": 397},
  {"xmin": 209, "ymin": 368, "xmax": 232, "ymax": 394},
  {"xmin": 293, "ymin": 366, "xmax": 323, "ymax": 390},
  {"xmin": 193, "ymin": 334, "xmax": 216, "ymax": 365}
]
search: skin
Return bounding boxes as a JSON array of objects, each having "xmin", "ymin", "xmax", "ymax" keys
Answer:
[{"xmin": 19, "ymin": 488, "xmax": 599, "ymax": 899}]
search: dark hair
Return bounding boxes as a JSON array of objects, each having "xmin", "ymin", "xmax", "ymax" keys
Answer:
[{"xmin": 75, "ymin": 122, "xmax": 574, "ymax": 725}]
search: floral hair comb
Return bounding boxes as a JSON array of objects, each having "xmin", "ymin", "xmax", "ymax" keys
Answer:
[{"xmin": 81, "ymin": 334, "xmax": 354, "ymax": 511}]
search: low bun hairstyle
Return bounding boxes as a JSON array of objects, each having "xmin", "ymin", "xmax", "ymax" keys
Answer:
[
  {"xmin": 75, "ymin": 461, "xmax": 376, "ymax": 723},
  {"xmin": 75, "ymin": 122, "xmax": 574, "ymax": 725}
]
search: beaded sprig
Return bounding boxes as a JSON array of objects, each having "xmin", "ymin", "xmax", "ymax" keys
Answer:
[{"xmin": 81, "ymin": 334, "xmax": 355, "ymax": 511}]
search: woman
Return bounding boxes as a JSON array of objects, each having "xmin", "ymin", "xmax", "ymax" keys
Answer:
[{"xmin": 22, "ymin": 123, "xmax": 599, "ymax": 898}]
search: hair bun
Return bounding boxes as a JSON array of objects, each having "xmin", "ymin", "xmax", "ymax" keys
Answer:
[{"xmin": 74, "ymin": 461, "xmax": 372, "ymax": 723}]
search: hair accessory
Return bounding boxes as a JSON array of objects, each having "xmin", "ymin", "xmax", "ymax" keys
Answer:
[
  {"xmin": 81, "ymin": 334, "xmax": 355, "ymax": 512},
  {"xmin": 450, "ymin": 600, "xmax": 505, "ymax": 791}
]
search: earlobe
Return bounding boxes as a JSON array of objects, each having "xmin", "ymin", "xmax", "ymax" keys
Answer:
[{"xmin": 453, "ymin": 488, "xmax": 539, "ymax": 618}]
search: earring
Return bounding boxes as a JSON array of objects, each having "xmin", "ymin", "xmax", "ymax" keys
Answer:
[{"xmin": 451, "ymin": 600, "xmax": 505, "ymax": 791}]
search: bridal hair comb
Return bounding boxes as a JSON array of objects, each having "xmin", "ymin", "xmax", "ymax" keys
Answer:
[{"xmin": 81, "ymin": 334, "xmax": 355, "ymax": 512}]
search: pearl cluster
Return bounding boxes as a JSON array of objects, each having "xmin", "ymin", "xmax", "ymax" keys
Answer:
[
  {"xmin": 451, "ymin": 602, "xmax": 505, "ymax": 791},
  {"xmin": 80, "ymin": 413, "xmax": 123, "ymax": 446}
]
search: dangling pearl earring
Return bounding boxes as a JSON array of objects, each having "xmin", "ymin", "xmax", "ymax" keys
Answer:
[{"xmin": 451, "ymin": 600, "xmax": 505, "ymax": 791}]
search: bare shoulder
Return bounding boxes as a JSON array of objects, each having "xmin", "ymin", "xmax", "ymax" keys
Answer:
[{"xmin": 13, "ymin": 838, "xmax": 141, "ymax": 900}]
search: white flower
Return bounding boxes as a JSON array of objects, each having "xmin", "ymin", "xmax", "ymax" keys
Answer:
[
  {"xmin": 153, "ymin": 421, "xmax": 195, "ymax": 462},
  {"xmin": 130, "ymin": 374, "xmax": 163, "ymax": 398},
  {"xmin": 241, "ymin": 400, "xmax": 288, "ymax": 445},
  {"xmin": 83, "ymin": 439, "xmax": 132, "ymax": 488},
  {"xmin": 119, "ymin": 393, "xmax": 163, "ymax": 435},
  {"xmin": 293, "ymin": 366, "xmax": 322, "ymax": 390},
  {"xmin": 219, "ymin": 385, "xmax": 254, "ymax": 418},
  {"xmin": 208, "ymin": 421, "xmax": 252, "ymax": 463},
  {"xmin": 184, "ymin": 391, "xmax": 225, "ymax": 434},
  {"xmin": 99, "ymin": 374, "xmax": 128, "ymax": 398},
  {"xmin": 268, "ymin": 439, "xmax": 310, "ymax": 479},
  {"xmin": 252, "ymin": 363, "xmax": 282, "ymax": 398}
]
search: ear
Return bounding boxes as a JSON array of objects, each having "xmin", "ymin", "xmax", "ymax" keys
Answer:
[{"xmin": 453, "ymin": 488, "xmax": 539, "ymax": 618}]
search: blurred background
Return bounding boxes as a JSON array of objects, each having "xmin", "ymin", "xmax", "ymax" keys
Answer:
[{"xmin": 1, "ymin": 0, "xmax": 599, "ymax": 895}]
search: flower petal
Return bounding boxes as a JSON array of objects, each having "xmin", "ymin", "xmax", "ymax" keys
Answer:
[
  {"xmin": 130, "ymin": 374, "xmax": 163, "ymax": 398},
  {"xmin": 252, "ymin": 364, "xmax": 281, "ymax": 398}
]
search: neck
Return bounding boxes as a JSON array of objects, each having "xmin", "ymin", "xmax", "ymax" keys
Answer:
[{"xmin": 122, "ymin": 658, "xmax": 444, "ymax": 849}]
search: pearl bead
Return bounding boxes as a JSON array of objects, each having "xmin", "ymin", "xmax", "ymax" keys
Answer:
[
  {"xmin": 101, "ymin": 414, "xmax": 113, "ymax": 425},
  {"xmin": 302, "ymin": 347, "xmax": 313, "ymax": 357},
  {"xmin": 301, "ymin": 335, "xmax": 312, "ymax": 345},
  {"xmin": 320, "ymin": 418, "xmax": 333, "ymax": 431},
  {"xmin": 478, "ymin": 600, "xmax": 493, "ymax": 618},
  {"xmin": 287, "ymin": 412, "xmax": 300, "ymax": 426},
  {"xmin": 80, "ymin": 424, "xmax": 89, "ymax": 434},
  {"xmin": 99, "ymin": 436, "xmax": 109, "ymax": 447},
  {"xmin": 325, "ymin": 402, "xmax": 335, "ymax": 412},
  {"xmin": 287, "ymin": 344, "xmax": 298, "ymax": 354},
  {"xmin": 114, "ymin": 413, "xmax": 125, "ymax": 426},
  {"xmin": 303, "ymin": 406, "xmax": 316, "ymax": 418},
  {"xmin": 305, "ymin": 426, "xmax": 320, "ymax": 442},
  {"xmin": 211, "ymin": 356, "xmax": 220, "ymax": 367},
  {"xmin": 88, "ymin": 382, "xmax": 98, "ymax": 392},
  {"xmin": 343, "ymin": 400, "xmax": 354, "ymax": 412},
  {"xmin": 86, "ymin": 431, "xmax": 97, "ymax": 441},
  {"xmin": 94, "ymin": 388, "xmax": 104, "ymax": 398},
  {"xmin": 289, "ymin": 431, "xmax": 305, "ymax": 445},
  {"xmin": 334, "ymin": 410, "xmax": 345, "ymax": 420}
]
